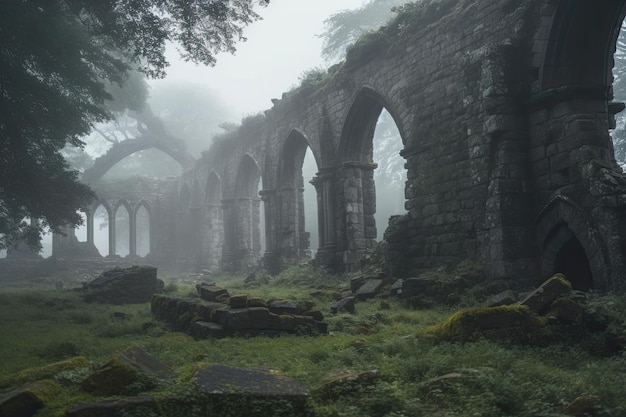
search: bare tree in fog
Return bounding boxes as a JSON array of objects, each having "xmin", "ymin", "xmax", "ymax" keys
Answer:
[{"xmin": 0, "ymin": 0, "xmax": 268, "ymax": 251}]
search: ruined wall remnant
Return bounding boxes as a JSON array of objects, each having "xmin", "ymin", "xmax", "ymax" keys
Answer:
[{"xmin": 57, "ymin": 0, "xmax": 626, "ymax": 292}]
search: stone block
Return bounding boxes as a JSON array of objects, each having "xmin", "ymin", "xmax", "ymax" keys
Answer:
[
  {"xmin": 191, "ymin": 321, "xmax": 227, "ymax": 339},
  {"xmin": 82, "ymin": 266, "xmax": 162, "ymax": 304},
  {"xmin": 196, "ymin": 284, "xmax": 230, "ymax": 303},
  {"xmin": 247, "ymin": 297, "xmax": 267, "ymax": 308},
  {"xmin": 268, "ymin": 300, "xmax": 304, "ymax": 315},
  {"xmin": 519, "ymin": 274, "xmax": 572, "ymax": 315},
  {"xmin": 192, "ymin": 364, "xmax": 310, "ymax": 416},
  {"xmin": 0, "ymin": 380, "xmax": 60, "ymax": 417},
  {"xmin": 355, "ymin": 279, "xmax": 384, "ymax": 300},
  {"xmin": 330, "ymin": 297, "xmax": 355, "ymax": 314},
  {"xmin": 216, "ymin": 308, "xmax": 252, "ymax": 331},
  {"xmin": 229, "ymin": 294, "xmax": 248, "ymax": 309},
  {"xmin": 81, "ymin": 346, "xmax": 173, "ymax": 396},
  {"xmin": 247, "ymin": 307, "xmax": 273, "ymax": 330},
  {"xmin": 65, "ymin": 397, "xmax": 158, "ymax": 417},
  {"xmin": 486, "ymin": 290, "xmax": 517, "ymax": 307}
]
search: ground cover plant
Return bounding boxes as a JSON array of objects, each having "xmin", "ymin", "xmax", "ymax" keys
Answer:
[{"xmin": 1, "ymin": 265, "xmax": 626, "ymax": 416}]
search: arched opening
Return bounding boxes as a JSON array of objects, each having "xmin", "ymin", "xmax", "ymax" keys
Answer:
[
  {"xmin": 234, "ymin": 155, "xmax": 264, "ymax": 266},
  {"xmin": 87, "ymin": 145, "xmax": 188, "ymax": 184},
  {"xmin": 543, "ymin": 223, "xmax": 594, "ymax": 291},
  {"xmin": 611, "ymin": 20, "xmax": 626, "ymax": 167},
  {"xmin": 303, "ymin": 148, "xmax": 319, "ymax": 253},
  {"xmin": 93, "ymin": 204, "xmax": 110, "ymax": 256},
  {"xmin": 372, "ymin": 109, "xmax": 407, "ymax": 236},
  {"xmin": 75, "ymin": 211, "xmax": 88, "ymax": 243},
  {"xmin": 339, "ymin": 87, "xmax": 407, "ymax": 253},
  {"xmin": 39, "ymin": 225, "xmax": 53, "ymax": 258},
  {"xmin": 278, "ymin": 130, "xmax": 320, "ymax": 259},
  {"xmin": 136, "ymin": 204, "xmax": 150, "ymax": 257},
  {"xmin": 258, "ymin": 179, "xmax": 266, "ymax": 255},
  {"xmin": 555, "ymin": 236, "xmax": 593, "ymax": 292},
  {"xmin": 114, "ymin": 203, "xmax": 131, "ymax": 257}
]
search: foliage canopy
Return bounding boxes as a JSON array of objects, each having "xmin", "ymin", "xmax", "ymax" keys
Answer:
[{"xmin": 0, "ymin": 0, "xmax": 267, "ymax": 250}]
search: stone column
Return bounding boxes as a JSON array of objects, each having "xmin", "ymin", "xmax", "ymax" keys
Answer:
[
  {"xmin": 310, "ymin": 167, "xmax": 337, "ymax": 269},
  {"xmin": 220, "ymin": 198, "xmax": 236, "ymax": 271},
  {"xmin": 86, "ymin": 210, "xmax": 94, "ymax": 248},
  {"xmin": 109, "ymin": 211, "xmax": 116, "ymax": 257},
  {"xmin": 259, "ymin": 189, "xmax": 278, "ymax": 271},
  {"xmin": 342, "ymin": 161, "xmax": 377, "ymax": 252},
  {"xmin": 234, "ymin": 197, "xmax": 256, "ymax": 269},
  {"xmin": 311, "ymin": 168, "xmax": 336, "ymax": 249},
  {"xmin": 297, "ymin": 185, "xmax": 311, "ymax": 256},
  {"xmin": 204, "ymin": 203, "xmax": 223, "ymax": 271},
  {"xmin": 129, "ymin": 207, "xmax": 137, "ymax": 257}
]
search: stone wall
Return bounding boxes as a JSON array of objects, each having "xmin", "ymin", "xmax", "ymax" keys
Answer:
[{"xmin": 102, "ymin": 0, "xmax": 626, "ymax": 292}]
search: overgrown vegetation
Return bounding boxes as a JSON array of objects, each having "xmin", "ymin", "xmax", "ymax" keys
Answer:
[{"xmin": 1, "ymin": 266, "xmax": 626, "ymax": 416}]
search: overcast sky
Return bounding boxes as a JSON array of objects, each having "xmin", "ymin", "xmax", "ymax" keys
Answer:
[{"xmin": 148, "ymin": 0, "xmax": 365, "ymax": 121}]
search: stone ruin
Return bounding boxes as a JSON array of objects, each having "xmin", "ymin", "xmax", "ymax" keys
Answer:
[{"xmin": 151, "ymin": 282, "xmax": 327, "ymax": 338}]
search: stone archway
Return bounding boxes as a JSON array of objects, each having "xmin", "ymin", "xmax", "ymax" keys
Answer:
[
  {"xmin": 82, "ymin": 138, "xmax": 195, "ymax": 184},
  {"xmin": 536, "ymin": 195, "xmax": 611, "ymax": 291},
  {"xmin": 337, "ymin": 86, "xmax": 407, "ymax": 270},
  {"xmin": 274, "ymin": 129, "xmax": 319, "ymax": 266},
  {"xmin": 226, "ymin": 154, "xmax": 263, "ymax": 270}
]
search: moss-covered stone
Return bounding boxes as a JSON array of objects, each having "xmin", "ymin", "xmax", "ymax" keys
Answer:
[
  {"xmin": 81, "ymin": 346, "xmax": 173, "ymax": 396},
  {"xmin": 83, "ymin": 265, "xmax": 163, "ymax": 304},
  {"xmin": 520, "ymin": 273, "xmax": 572, "ymax": 315},
  {"xmin": 427, "ymin": 304, "xmax": 550, "ymax": 344},
  {"xmin": 317, "ymin": 370, "xmax": 382, "ymax": 401},
  {"xmin": 0, "ymin": 356, "xmax": 89, "ymax": 390},
  {"xmin": 0, "ymin": 379, "xmax": 60, "ymax": 417}
]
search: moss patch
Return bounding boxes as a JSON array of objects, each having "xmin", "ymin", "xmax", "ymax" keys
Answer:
[
  {"xmin": 427, "ymin": 304, "xmax": 550, "ymax": 344},
  {"xmin": 0, "ymin": 357, "xmax": 89, "ymax": 390}
]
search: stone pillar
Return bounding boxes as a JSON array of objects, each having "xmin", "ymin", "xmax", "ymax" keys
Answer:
[
  {"xmin": 259, "ymin": 189, "xmax": 279, "ymax": 272},
  {"xmin": 203, "ymin": 203, "xmax": 223, "ymax": 271},
  {"xmin": 339, "ymin": 161, "xmax": 377, "ymax": 270},
  {"xmin": 279, "ymin": 185, "xmax": 298, "ymax": 257},
  {"xmin": 297, "ymin": 185, "xmax": 311, "ymax": 256},
  {"xmin": 234, "ymin": 197, "xmax": 258, "ymax": 269},
  {"xmin": 252, "ymin": 197, "xmax": 263, "ymax": 258},
  {"xmin": 189, "ymin": 206, "xmax": 202, "ymax": 271},
  {"xmin": 311, "ymin": 167, "xmax": 337, "ymax": 269},
  {"xmin": 316, "ymin": 168, "xmax": 338, "ymax": 249},
  {"xmin": 129, "ymin": 208, "xmax": 137, "ymax": 257},
  {"xmin": 108, "ymin": 210, "xmax": 116, "ymax": 257},
  {"xmin": 86, "ymin": 210, "xmax": 94, "ymax": 248},
  {"xmin": 220, "ymin": 198, "xmax": 236, "ymax": 271}
]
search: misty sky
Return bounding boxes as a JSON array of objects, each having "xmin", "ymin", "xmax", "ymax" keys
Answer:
[{"xmin": 148, "ymin": 0, "xmax": 365, "ymax": 121}]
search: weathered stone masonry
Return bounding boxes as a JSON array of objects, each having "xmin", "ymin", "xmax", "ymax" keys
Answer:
[{"xmin": 67, "ymin": 0, "xmax": 626, "ymax": 293}]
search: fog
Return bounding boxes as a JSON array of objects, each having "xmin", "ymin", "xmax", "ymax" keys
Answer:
[{"xmin": 148, "ymin": 0, "xmax": 365, "ymax": 123}]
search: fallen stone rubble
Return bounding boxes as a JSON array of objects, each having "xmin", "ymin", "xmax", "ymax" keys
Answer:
[{"xmin": 151, "ymin": 283, "xmax": 327, "ymax": 338}]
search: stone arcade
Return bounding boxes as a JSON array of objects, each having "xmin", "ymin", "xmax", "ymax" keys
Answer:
[{"xmin": 24, "ymin": 0, "xmax": 626, "ymax": 292}]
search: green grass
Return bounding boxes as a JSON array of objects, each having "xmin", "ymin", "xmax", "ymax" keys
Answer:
[{"xmin": 1, "ymin": 269, "xmax": 626, "ymax": 417}]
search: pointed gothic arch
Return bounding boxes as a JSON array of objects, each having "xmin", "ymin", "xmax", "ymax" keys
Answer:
[
  {"xmin": 274, "ymin": 129, "xmax": 319, "ymax": 264},
  {"xmin": 230, "ymin": 154, "xmax": 263, "ymax": 269}
]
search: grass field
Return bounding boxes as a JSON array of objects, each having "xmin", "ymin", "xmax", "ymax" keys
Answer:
[{"xmin": 1, "ymin": 265, "xmax": 626, "ymax": 416}]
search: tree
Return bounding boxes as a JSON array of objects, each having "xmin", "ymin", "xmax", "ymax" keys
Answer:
[
  {"xmin": 0, "ymin": 0, "xmax": 268, "ymax": 250},
  {"xmin": 149, "ymin": 81, "xmax": 233, "ymax": 156},
  {"xmin": 319, "ymin": 0, "xmax": 409, "ymax": 64}
]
